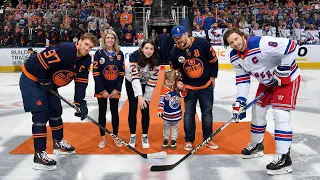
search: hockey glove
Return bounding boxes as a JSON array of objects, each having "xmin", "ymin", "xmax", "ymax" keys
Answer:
[
  {"xmin": 232, "ymin": 97, "xmax": 247, "ymax": 123},
  {"xmin": 38, "ymin": 79, "xmax": 52, "ymax": 93},
  {"xmin": 274, "ymin": 65, "xmax": 291, "ymax": 86},
  {"xmin": 74, "ymin": 100, "xmax": 88, "ymax": 120}
]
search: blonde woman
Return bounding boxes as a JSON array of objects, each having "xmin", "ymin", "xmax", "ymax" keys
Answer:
[{"xmin": 93, "ymin": 29, "xmax": 125, "ymax": 148}]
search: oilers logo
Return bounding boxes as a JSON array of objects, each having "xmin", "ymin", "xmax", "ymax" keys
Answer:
[
  {"xmin": 103, "ymin": 65, "xmax": 119, "ymax": 80},
  {"xmin": 183, "ymin": 58, "xmax": 204, "ymax": 78},
  {"xmin": 53, "ymin": 70, "xmax": 76, "ymax": 87},
  {"xmin": 169, "ymin": 95, "xmax": 180, "ymax": 109}
]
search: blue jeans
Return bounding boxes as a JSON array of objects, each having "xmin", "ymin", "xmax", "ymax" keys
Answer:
[{"xmin": 184, "ymin": 85, "xmax": 214, "ymax": 142}]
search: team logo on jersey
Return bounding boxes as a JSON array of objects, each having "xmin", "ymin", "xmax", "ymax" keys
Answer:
[
  {"xmin": 125, "ymin": 33, "xmax": 132, "ymax": 40},
  {"xmin": 36, "ymin": 100, "xmax": 42, "ymax": 106},
  {"xmin": 178, "ymin": 56, "xmax": 185, "ymax": 63},
  {"xmin": 117, "ymin": 55, "xmax": 121, "ymax": 61},
  {"xmin": 53, "ymin": 70, "xmax": 76, "ymax": 87},
  {"xmin": 169, "ymin": 95, "xmax": 180, "ymax": 109},
  {"xmin": 103, "ymin": 65, "xmax": 119, "ymax": 80},
  {"xmin": 183, "ymin": 58, "xmax": 204, "ymax": 78},
  {"xmin": 100, "ymin": 57, "xmax": 105, "ymax": 64},
  {"xmin": 278, "ymin": 95, "xmax": 284, "ymax": 100}
]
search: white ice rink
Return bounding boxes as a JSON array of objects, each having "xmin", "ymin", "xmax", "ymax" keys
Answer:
[{"xmin": 0, "ymin": 69, "xmax": 320, "ymax": 180}]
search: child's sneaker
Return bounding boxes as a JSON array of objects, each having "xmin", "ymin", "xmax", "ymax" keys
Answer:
[
  {"xmin": 142, "ymin": 134, "xmax": 150, "ymax": 149},
  {"xmin": 98, "ymin": 140, "xmax": 106, "ymax": 149},
  {"xmin": 113, "ymin": 139, "xmax": 123, "ymax": 148},
  {"xmin": 204, "ymin": 140, "xmax": 219, "ymax": 150},
  {"xmin": 184, "ymin": 142, "xmax": 193, "ymax": 151},
  {"xmin": 53, "ymin": 140, "xmax": 76, "ymax": 155},
  {"xmin": 162, "ymin": 139, "xmax": 169, "ymax": 149},
  {"xmin": 170, "ymin": 140, "xmax": 177, "ymax": 150},
  {"xmin": 129, "ymin": 134, "xmax": 136, "ymax": 148},
  {"xmin": 33, "ymin": 150, "xmax": 57, "ymax": 170}
]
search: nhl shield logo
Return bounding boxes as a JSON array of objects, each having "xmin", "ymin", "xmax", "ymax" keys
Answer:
[
  {"xmin": 178, "ymin": 56, "xmax": 185, "ymax": 63},
  {"xmin": 99, "ymin": 57, "xmax": 105, "ymax": 64}
]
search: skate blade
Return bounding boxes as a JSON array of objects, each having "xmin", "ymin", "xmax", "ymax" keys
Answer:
[
  {"xmin": 33, "ymin": 163, "xmax": 57, "ymax": 171},
  {"xmin": 242, "ymin": 151, "xmax": 264, "ymax": 159},
  {"xmin": 267, "ymin": 166, "xmax": 293, "ymax": 175},
  {"xmin": 53, "ymin": 149, "xmax": 76, "ymax": 155}
]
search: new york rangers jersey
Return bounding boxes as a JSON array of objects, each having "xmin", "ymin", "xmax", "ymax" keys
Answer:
[
  {"xmin": 125, "ymin": 50, "xmax": 161, "ymax": 102},
  {"xmin": 22, "ymin": 42, "xmax": 91, "ymax": 104},
  {"xmin": 230, "ymin": 36, "xmax": 300, "ymax": 99},
  {"xmin": 93, "ymin": 49, "xmax": 125, "ymax": 98},
  {"xmin": 157, "ymin": 85, "xmax": 187, "ymax": 121}
]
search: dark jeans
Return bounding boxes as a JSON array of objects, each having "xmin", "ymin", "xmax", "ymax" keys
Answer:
[
  {"xmin": 184, "ymin": 85, "xmax": 214, "ymax": 142},
  {"xmin": 97, "ymin": 98, "xmax": 119, "ymax": 136},
  {"xmin": 125, "ymin": 79, "xmax": 150, "ymax": 134}
]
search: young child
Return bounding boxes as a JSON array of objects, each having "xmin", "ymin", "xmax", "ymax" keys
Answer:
[{"xmin": 157, "ymin": 69, "xmax": 187, "ymax": 150}]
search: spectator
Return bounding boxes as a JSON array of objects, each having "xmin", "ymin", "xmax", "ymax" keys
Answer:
[
  {"xmin": 93, "ymin": 29, "xmax": 125, "ymax": 149},
  {"xmin": 124, "ymin": 39, "xmax": 160, "ymax": 149},
  {"xmin": 158, "ymin": 28, "xmax": 172, "ymax": 64}
]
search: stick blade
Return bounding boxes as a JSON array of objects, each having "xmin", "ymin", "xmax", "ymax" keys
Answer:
[
  {"xmin": 147, "ymin": 151, "xmax": 167, "ymax": 159},
  {"xmin": 150, "ymin": 164, "xmax": 175, "ymax": 171}
]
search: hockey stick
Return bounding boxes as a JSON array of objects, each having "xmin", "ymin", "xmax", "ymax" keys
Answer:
[
  {"xmin": 150, "ymin": 83, "xmax": 276, "ymax": 171},
  {"xmin": 50, "ymin": 90, "xmax": 167, "ymax": 159}
]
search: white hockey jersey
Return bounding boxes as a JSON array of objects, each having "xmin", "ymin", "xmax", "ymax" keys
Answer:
[
  {"xmin": 192, "ymin": 30, "xmax": 206, "ymax": 39},
  {"xmin": 230, "ymin": 36, "xmax": 300, "ymax": 99}
]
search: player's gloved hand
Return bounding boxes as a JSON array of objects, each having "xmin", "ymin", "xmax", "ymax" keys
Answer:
[
  {"xmin": 74, "ymin": 100, "xmax": 88, "ymax": 120},
  {"xmin": 274, "ymin": 65, "xmax": 291, "ymax": 86},
  {"xmin": 38, "ymin": 79, "xmax": 52, "ymax": 93},
  {"xmin": 232, "ymin": 97, "xmax": 247, "ymax": 123}
]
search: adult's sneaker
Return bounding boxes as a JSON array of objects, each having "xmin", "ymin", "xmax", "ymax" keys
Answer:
[{"xmin": 142, "ymin": 134, "xmax": 150, "ymax": 149}]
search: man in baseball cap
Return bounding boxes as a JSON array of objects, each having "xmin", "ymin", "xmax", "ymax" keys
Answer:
[{"xmin": 171, "ymin": 25, "xmax": 189, "ymax": 48}]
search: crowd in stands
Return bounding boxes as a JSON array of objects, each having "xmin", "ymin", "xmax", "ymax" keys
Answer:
[
  {"xmin": 1, "ymin": 0, "xmax": 320, "ymax": 47},
  {"xmin": 0, "ymin": 0, "xmax": 150, "ymax": 47},
  {"xmin": 189, "ymin": 0, "xmax": 320, "ymax": 45}
]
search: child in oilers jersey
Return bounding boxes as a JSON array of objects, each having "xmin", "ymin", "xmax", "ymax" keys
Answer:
[{"xmin": 157, "ymin": 69, "xmax": 187, "ymax": 150}]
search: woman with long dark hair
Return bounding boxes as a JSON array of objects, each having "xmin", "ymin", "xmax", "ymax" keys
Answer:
[{"xmin": 125, "ymin": 39, "xmax": 161, "ymax": 149}]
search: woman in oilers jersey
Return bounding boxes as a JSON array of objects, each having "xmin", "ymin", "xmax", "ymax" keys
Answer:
[
  {"xmin": 93, "ymin": 29, "xmax": 125, "ymax": 149},
  {"xmin": 125, "ymin": 39, "xmax": 161, "ymax": 149}
]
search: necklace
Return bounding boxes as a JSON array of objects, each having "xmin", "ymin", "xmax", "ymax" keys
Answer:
[{"xmin": 105, "ymin": 51, "xmax": 115, "ymax": 60}]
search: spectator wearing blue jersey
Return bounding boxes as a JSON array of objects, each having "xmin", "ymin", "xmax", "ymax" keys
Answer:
[
  {"xmin": 204, "ymin": 12, "xmax": 216, "ymax": 30},
  {"xmin": 157, "ymin": 69, "xmax": 187, "ymax": 150},
  {"xmin": 170, "ymin": 25, "xmax": 219, "ymax": 151},
  {"xmin": 93, "ymin": 29, "xmax": 125, "ymax": 149}
]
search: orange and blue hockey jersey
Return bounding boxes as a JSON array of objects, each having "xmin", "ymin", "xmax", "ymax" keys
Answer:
[
  {"xmin": 170, "ymin": 37, "xmax": 218, "ymax": 90},
  {"xmin": 22, "ymin": 42, "xmax": 91, "ymax": 104},
  {"xmin": 157, "ymin": 85, "xmax": 187, "ymax": 121},
  {"xmin": 93, "ymin": 49, "xmax": 125, "ymax": 98}
]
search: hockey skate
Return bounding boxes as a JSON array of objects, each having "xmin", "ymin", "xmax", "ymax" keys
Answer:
[
  {"xmin": 53, "ymin": 140, "xmax": 76, "ymax": 155},
  {"xmin": 33, "ymin": 151, "xmax": 57, "ymax": 170},
  {"xmin": 241, "ymin": 142, "xmax": 264, "ymax": 159},
  {"xmin": 267, "ymin": 151, "xmax": 293, "ymax": 175}
]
